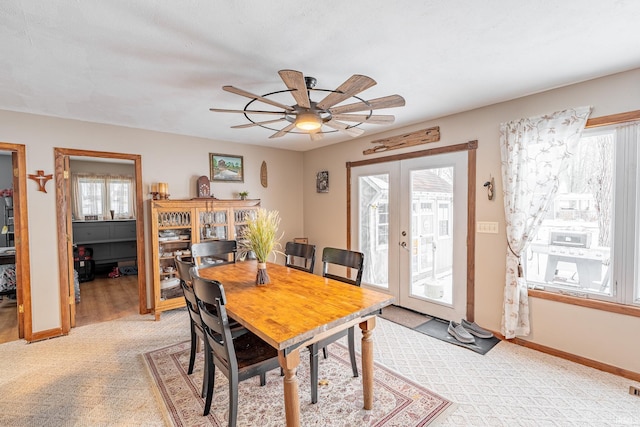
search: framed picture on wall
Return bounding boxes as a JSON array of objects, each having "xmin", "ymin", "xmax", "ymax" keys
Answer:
[
  {"xmin": 210, "ymin": 153, "xmax": 244, "ymax": 182},
  {"xmin": 316, "ymin": 170, "xmax": 329, "ymax": 193}
]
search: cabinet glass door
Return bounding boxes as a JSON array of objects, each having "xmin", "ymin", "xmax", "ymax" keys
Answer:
[{"xmin": 199, "ymin": 209, "xmax": 228, "ymax": 240}]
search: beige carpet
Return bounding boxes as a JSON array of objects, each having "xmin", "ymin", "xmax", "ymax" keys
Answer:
[
  {"xmin": 1, "ymin": 308, "xmax": 639, "ymax": 426},
  {"xmin": 143, "ymin": 340, "xmax": 454, "ymax": 426},
  {"xmin": 0, "ymin": 310, "xmax": 188, "ymax": 426}
]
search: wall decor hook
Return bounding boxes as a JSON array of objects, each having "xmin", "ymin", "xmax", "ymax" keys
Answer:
[{"xmin": 483, "ymin": 176, "xmax": 495, "ymax": 201}]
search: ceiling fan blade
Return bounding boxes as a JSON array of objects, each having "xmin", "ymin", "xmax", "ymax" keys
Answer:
[
  {"xmin": 309, "ymin": 130, "xmax": 324, "ymax": 142},
  {"xmin": 278, "ymin": 70, "xmax": 311, "ymax": 109},
  {"xmin": 231, "ymin": 118, "xmax": 287, "ymax": 129},
  {"xmin": 324, "ymin": 120, "xmax": 365, "ymax": 137},
  {"xmin": 315, "ymin": 75, "xmax": 376, "ymax": 110},
  {"xmin": 269, "ymin": 123, "xmax": 297, "ymax": 139},
  {"xmin": 331, "ymin": 114, "xmax": 395, "ymax": 124},
  {"xmin": 209, "ymin": 108, "xmax": 285, "ymax": 115},
  {"xmin": 328, "ymin": 94, "xmax": 406, "ymax": 114},
  {"xmin": 223, "ymin": 86, "xmax": 294, "ymax": 111}
]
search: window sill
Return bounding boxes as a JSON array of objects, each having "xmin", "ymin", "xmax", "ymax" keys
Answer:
[{"xmin": 528, "ymin": 289, "xmax": 640, "ymax": 318}]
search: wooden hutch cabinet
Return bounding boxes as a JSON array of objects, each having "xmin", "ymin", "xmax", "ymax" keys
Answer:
[{"xmin": 150, "ymin": 198, "xmax": 260, "ymax": 320}]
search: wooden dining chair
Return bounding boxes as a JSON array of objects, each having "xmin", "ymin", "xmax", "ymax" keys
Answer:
[
  {"xmin": 175, "ymin": 255, "xmax": 203, "ymax": 376},
  {"xmin": 174, "ymin": 255, "xmax": 210, "ymax": 398},
  {"xmin": 191, "ymin": 270, "xmax": 280, "ymax": 424},
  {"xmin": 191, "ymin": 240, "xmax": 237, "ymax": 268},
  {"xmin": 175, "ymin": 255, "xmax": 247, "ymax": 398},
  {"xmin": 321, "ymin": 247, "xmax": 364, "ymax": 286},
  {"xmin": 308, "ymin": 247, "xmax": 364, "ymax": 404},
  {"xmin": 284, "ymin": 241, "xmax": 316, "ymax": 273}
]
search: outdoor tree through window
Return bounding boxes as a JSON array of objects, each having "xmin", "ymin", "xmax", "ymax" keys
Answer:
[{"xmin": 525, "ymin": 123, "xmax": 639, "ymax": 306}]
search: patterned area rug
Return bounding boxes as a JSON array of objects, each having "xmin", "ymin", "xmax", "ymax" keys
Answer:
[{"xmin": 143, "ymin": 340, "xmax": 454, "ymax": 426}]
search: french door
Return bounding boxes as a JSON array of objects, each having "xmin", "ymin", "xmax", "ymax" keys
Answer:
[{"xmin": 350, "ymin": 151, "xmax": 468, "ymax": 321}]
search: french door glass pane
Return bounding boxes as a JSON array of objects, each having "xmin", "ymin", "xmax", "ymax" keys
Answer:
[
  {"xmin": 410, "ymin": 167, "xmax": 453, "ymax": 304},
  {"xmin": 525, "ymin": 132, "xmax": 614, "ymax": 296},
  {"xmin": 359, "ymin": 174, "xmax": 389, "ymax": 288}
]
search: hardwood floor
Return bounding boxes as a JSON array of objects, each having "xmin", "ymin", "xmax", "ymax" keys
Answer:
[
  {"xmin": 0, "ymin": 295, "xmax": 18, "ymax": 343},
  {"xmin": 75, "ymin": 273, "xmax": 140, "ymax": 326},
  {"xmin": 0, "ymin": 273, "xmax": 140, "ymax": 344}
]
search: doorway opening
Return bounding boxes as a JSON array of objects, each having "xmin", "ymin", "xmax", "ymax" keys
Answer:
[
  {"xmin": 54, "ymin": 148, "xmax": 148, "ymax": 333},
  {"xmin": 0, "ymin": 142, "xmax": 31, "ymax": 343},
  {"xmin": 347, "ymin": 141, "xmax": 477, "ymax": 321}
]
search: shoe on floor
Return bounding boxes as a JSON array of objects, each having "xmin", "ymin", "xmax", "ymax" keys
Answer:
[
  {"xmin": 447, "ymin": 321, "xmax": 475, "ymax": 344},
  {"xmin": 461, "ymin": 319, "xmax": 493, "ymax": 339}
]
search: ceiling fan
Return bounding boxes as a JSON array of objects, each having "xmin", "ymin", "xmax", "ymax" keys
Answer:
[{"xmin": 209, "ymin": 70, "xmax": 405, "ymax": 141}]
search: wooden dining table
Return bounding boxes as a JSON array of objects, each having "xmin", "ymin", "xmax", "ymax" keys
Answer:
[{"xmin": 196, "ymin": 260, "xmax": 394, "ymax": 427}]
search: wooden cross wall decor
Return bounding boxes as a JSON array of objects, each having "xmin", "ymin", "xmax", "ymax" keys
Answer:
[{"xmin": 28, "ymin": 170, "xmax": 53, "ymax": 193}]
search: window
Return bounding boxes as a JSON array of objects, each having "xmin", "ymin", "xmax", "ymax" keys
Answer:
[
  {"xmin": 412, "ymin": 201, "xmax": 434, "ymax": 273},
  {"xmin": 438, "ymin": 202, "xmax": 450, "ymax": 237},
  {"xmin": 525, "ymin": 123, "xmax": 640, "ymax": 306},
  {"xmin": 72, "ymin": 173, "xmax": 136, "ymax": 220},
  {"xmin": 377, "ymin": 202, "xmax": 389, "ymax": 246}
]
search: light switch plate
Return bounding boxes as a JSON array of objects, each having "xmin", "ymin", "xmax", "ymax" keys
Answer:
[{"xmin": 476, "ymin": 221, "xmax": 499, "ymax": 234}]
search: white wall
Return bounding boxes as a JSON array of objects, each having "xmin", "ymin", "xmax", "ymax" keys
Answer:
[
  {"xmin": 303, "ymin": 68, "xmax": 640, "ymax": 374},
  {"xmin": 0, "ymin": 111, "xmax": 303, "ymax": 333},
  {"xmin": 69, "ymin": 159, "xmax": 135, "ymax": 175}
]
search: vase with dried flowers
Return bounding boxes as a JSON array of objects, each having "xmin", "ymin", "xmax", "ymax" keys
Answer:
[
  {"xmin": 1, "ymin": 188, "xmax": 13, "ymax": 207},
  {"xmin": 239, "ymin": 208, "xmax": 283, "ymax": 285}
]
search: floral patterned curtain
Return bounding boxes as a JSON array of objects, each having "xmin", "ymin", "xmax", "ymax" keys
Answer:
[{"xmin": 499, "ymin": 106, "xmax": 591, "ymax": 338}]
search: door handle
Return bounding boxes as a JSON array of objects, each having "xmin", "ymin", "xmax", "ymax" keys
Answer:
[{"xmin": 399, "ymin": 241, "xmax": 409, "ymax": 251}]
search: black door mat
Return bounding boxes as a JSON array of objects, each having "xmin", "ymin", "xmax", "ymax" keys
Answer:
[{"xmin": 413, "ymin": 317, "xmax": 500, "ymax": 355}]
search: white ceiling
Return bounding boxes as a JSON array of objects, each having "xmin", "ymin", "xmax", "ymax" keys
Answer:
[{"xmin": 1, "ymin": 1, "xmax": 640, "ymax": 152}]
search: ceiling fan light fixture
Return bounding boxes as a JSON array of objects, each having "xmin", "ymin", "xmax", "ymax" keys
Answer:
[
  {"xmin": 295, "ymin": 112, "xmax": 322, "ymax": 131},
  {"xmin": 211, "ymin": 70, "xmax": 405, "ymax": 140}
]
